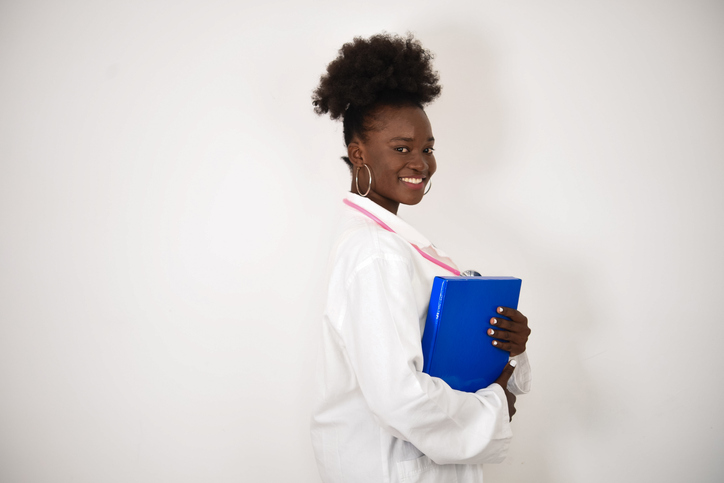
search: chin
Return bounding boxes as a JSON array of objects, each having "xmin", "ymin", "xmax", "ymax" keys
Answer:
[{"xmin": 399, "ymin": 194, "xmax": 425, "ymax": 206}]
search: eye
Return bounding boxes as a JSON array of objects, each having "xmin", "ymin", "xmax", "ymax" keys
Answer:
[
  {"xmin": 424, "ymin": 147, "xmax": 435, "ymax": 154},
  {"xmin": 395, "ymin": 147, "xmax": 409, "ymax": 153}
]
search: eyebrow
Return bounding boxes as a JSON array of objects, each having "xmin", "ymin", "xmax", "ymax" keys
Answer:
[{"xmin": 389, "ymin": 136, "xmax": 435, "ymax": 142}]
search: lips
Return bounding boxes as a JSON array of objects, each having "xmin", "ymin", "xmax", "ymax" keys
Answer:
[{"xmin": 399, "ymin": 177, "xmax": 423, "ymax": 184}]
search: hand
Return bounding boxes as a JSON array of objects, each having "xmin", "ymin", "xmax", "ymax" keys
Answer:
[
  {"xmin": 494, "ymin": 360, "xmax": 517, "ymax": 421},
  {"xmin": 487, "ymin": 307, "xmax": 531, "ymax": 357}
]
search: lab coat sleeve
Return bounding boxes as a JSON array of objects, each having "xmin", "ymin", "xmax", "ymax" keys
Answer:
[
  {"xmin": 337, "ymin": 253, "xmax": 513, "ymax": 465},
  {"xmin": 508, "ymin": 351, "xmax": 532, "ymax": 395}
]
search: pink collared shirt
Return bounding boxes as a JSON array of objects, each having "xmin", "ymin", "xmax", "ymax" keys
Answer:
[{"xmin": 311, "ymin": 192, "xmax": 531, "ymax": 483}]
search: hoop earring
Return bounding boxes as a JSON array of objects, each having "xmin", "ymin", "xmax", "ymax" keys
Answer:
[
  {"xmin": 355, "ymin": 164, "xmax": 372, "ymax": 197},
  {"xmin": 424, "ymin": 178, "xmax": 432, "ymax": 195}
]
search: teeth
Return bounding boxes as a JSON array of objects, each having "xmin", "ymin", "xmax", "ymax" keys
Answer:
[{"xmin": 400, "ymin": 178, "xmax": 423, "ymax": 184}]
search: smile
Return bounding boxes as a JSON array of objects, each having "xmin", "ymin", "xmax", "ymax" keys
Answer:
[{"xmin": 399, "ymin": 177, "xmax": 423, "ymax": 184}]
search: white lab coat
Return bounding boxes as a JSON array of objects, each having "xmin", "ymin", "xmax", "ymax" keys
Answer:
[{"xmin": 311, "ymin": 192, "xmax": 532, "ymax": 483}]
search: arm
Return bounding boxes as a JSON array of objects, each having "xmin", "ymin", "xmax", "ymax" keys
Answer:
[
  {"xmin": 487, "ymin": 307, "xmax": 533, "ymax": 396},
  {"xmin": 335, "ymin": 254, "xmax": 513, "ymax": 465}
]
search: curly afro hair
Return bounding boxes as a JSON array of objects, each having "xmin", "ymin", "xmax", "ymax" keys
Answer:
[{"xmin": 312, "ymin": 33, "xmax": 441, "ymax": 167}]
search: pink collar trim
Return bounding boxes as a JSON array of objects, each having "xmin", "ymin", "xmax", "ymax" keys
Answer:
[{"xmin": 343, "ymin": 198, "xmax": 461, "ymax": 276}]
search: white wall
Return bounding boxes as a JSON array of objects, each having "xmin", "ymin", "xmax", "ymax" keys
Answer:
[{"xmin": 1, "ymin": 1, "xmax": 722, "ymax": 481}]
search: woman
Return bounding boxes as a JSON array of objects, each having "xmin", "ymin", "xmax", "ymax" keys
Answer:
[{"xmin": 310, "ymin": 33, "xmax": 532, "ymax": 483}]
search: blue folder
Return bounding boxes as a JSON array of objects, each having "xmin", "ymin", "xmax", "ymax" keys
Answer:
[{"xmin": 421, "ymin": 276, "xmax": 522, "ymax": 392}]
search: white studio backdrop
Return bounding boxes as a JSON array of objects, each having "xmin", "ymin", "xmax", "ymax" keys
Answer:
[{"xmin": 1, "ymin": 1, "xmax": 722, "ymax": 482}]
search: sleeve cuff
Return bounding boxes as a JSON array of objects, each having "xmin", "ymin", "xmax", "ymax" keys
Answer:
[
  {"xmin": 474, "ymin": 382, "xmax": 513, "ymax": 442},
  {"xmin": 507, "ymin": 351, "xmax": 532, "ymax": 395}
]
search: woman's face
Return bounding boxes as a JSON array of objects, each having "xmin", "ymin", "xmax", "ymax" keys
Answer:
[{"xmin": 348, "ymin": 105, "xmax": 436, "ymax": 214}]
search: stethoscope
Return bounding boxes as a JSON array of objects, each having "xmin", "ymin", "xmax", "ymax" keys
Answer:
[{"xmin": 343, "ymin": 198, "xmax": 481, "ymax": 278}]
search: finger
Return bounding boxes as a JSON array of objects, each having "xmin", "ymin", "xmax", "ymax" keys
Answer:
[
  {"xmin": 489, "ymin": 316, "xmax": 515, "ymax": 331},
  {"xmin": 487, "ymin": 327, "xmax": 512, "ymax": 341},
  {"xmin": 494, "ymin": 359, "xmax": 517, "ymax": 387},
  {"xmin": 491, "ymin": 318, "xmax": 531, "ymax": 341},
  {"xmin": 491, "ymin": 339, "xmax": 525, "ymax": 356},
  {"xmin": 496, "ymin": 307, "xmax": 528, "ymax": 324},
  {"xmin": 491, "ymin": 339, "xmax": 511, "ymax": 351}
]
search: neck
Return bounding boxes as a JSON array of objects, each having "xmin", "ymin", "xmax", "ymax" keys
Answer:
[{"xmin": 349, "ymin": 185, "xmax": 399, "ymax": 214}]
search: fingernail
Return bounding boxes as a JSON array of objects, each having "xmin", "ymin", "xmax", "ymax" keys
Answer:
[
  {"xmin": 488, "ymin": 328, "xmax": 494, "ymax": 336},
  {"xmin": 493, "ymin": 341, "xmax": 498, "ymax": 346},
  {"xmin": 491, "ymin": 318, "xmax": 497, "ymax": 325},
  {"xmin": 498, "ymin": 307, "xmax": 504, "ymax": 313},
  {"xmin": 509, "ymin": 360, "xmax": 517, "ymax": 367}
]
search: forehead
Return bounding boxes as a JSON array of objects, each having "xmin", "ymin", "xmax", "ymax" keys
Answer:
[{"xmin": 367, "ymin": 105, "xmax": 433, "ymax": 139}]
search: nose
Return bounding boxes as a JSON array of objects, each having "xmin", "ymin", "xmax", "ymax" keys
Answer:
[{"xmin": 408, "ymin": 151, "xmax": 428, "ymax": 173}]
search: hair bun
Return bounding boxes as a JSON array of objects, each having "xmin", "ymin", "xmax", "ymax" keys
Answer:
[{"xmin": 312, "ymin": 33, "xmax": 441, "ymax": 120}]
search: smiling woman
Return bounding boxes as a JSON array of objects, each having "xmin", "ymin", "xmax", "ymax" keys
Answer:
[
  {"xmin": 312, "ymin": 33, "xmax": 441, "ymax": 214},
  {"xmin": 345, "ymin": 105, "xmax": 436, "ymax": 213},
  {"xmin": 310, "ymin": 33, "xmax": 532, "ymax": 483}
]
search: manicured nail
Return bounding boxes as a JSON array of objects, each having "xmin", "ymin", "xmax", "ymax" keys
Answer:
[
  {"xmin": 491, "ymin": 318, "xmax": 497, "ymax": 325},
  {"xmin": 509, "ymin": 360, "xmax": 517, "ymax": 367},
  {"xmin": 493, "ymin": 341, "xmax": 498, "ymax": 346},
  {"xmin": 498, "ymin": 307, "xmax": 504, "ymax": 313},
  {"xmin": 488, "ymin": 328, "xmax": 494, "ymax": 336}
]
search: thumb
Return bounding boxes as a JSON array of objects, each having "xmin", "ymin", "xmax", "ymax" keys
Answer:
[{"xmin": 494, "ymin": 359, "xmax": 517, "ymax": 388}]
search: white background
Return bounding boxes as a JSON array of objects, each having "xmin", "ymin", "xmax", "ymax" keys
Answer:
[{"xmin": 1, "ymin": 1, "xmax": 722, "ymax": 481}]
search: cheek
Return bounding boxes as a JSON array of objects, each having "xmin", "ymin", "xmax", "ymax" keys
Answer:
[
  {"xmin": 365, "ymin": 149, "xmax": 388, "ymax": 172},
  {"xmin": 429, "ymin": 157, "xmax": 438, "ymax": 176},
  {"xmin": 370, "ymin": 156, "xmax": 397, "ymax": 179}
]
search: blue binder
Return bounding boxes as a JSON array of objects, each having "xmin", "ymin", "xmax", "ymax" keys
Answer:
[{"xmin": 421, "ymin": 276, "xmax": 522, "ymax": 392}]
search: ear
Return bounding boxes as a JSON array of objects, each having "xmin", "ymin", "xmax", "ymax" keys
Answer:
[{"xmin": 347, "ymin": 141, "xmax": 365, "ymax": 168}]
